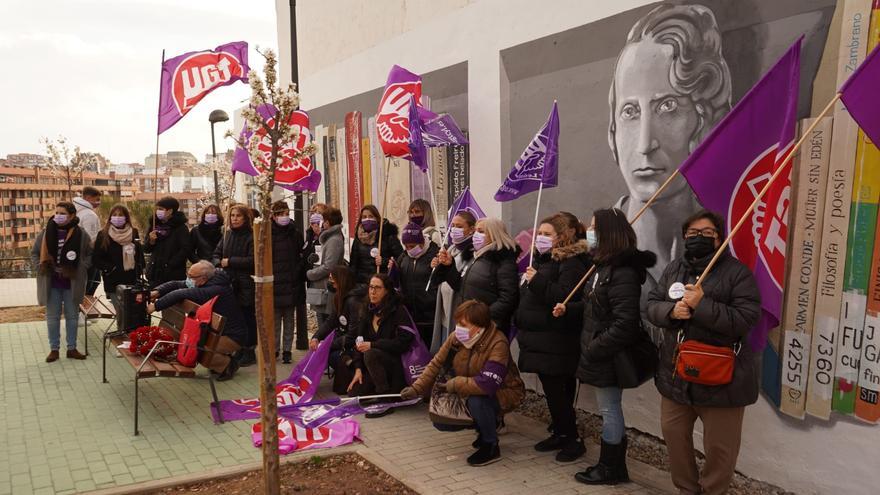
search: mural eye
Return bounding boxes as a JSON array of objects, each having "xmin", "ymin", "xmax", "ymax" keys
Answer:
[
  {"xmin": 619, "ymin": 103, "xmax": 639, "ymax": 121},
  {"xmin": 658, "ymin": 98, "xmax": 679, "ymax": 114}
]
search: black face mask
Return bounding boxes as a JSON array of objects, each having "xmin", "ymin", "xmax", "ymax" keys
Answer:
[
  {"xmin": 684, "ymin": 235, "xmax": 715, "ymax": 260},
  {"xmin": 327, "ymin": 284, "xmax": 337, "ymax": 293}
]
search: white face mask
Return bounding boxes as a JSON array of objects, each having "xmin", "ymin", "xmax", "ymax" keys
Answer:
[{"xmin": 586, "ymin": 229, "xmax": 597, "ymax": 249}]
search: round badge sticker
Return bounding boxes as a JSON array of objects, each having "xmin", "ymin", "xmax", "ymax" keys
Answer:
[
  {"xmin": 66, "ymin": 251, "xmax": 77, "ymax": 261},
  {"xmin": 668, "ymin": 282, "xmax": 686, "ymax": 300},
  {"xmin": 370, "ymin": 247, "xmax": 379, "ymax": 258},
  {"xmin": 339, "ymin": 315, "xmax": 348, "ymax": 326}
]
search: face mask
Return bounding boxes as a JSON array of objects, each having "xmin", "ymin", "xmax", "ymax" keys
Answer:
[
  {"xmin": 450, "ymin": 227, "xmax": 469, "ymax": 245},
  {"xmin": 685, "ymin": 235, "xmax": 715, "ymax": 260},
  {"xmin": 110, "ymin": 216, "xmax": 126, "ymax": 228},
  {"xmin": 535, "ymin": 235, "xmax": 554, "ymax": 254},
  {"xmin": 454, "ymin": 325, "xmax": 471, "ymax": 343},
  {"xmin": 407, "ymin": 245, "xmax": 424, "ymax": 258},
  {"xmin": 155, "ymin": 210, "xmax": 166, "ymax": 221},
  {"xmin": 410, "ymin": 215, "xmax": 424, "ymax": 226},
  {"xmin": 54, "ymin": 214, "xmax": 68, "ymax": 225},
  {"xmin": 204, "ymin": 213, "xmax": 219, "ymax": 224},
  {"xmin": 309, "ymin": 213, "xmax": 323, "ymax": 225},
  {"xmin": 472, "ymin": 231, "xmax": 487, "ymax": 251},
  {"xmin": 275, "ymin": 215, "xmax": 291, "ymax": 226},
  {"xmin": 586, "ymin": 229, "xmax": 597, "ymax": 250},
  {"xmin": 361, "ymin": 218, "xmax": 378, "ymax": 233},
  {"xmin": 327, "ymin": 283, "xmax": 337, "ymax": 293},
  {"xmin": 185, "ymin": 277, "xmax": 196, "ymax": 289}
]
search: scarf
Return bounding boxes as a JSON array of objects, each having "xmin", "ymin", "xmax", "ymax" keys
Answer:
[
  {"xmin": 461, "ymin": 328, "xmax": 485, "ymax": 349},
  {"xmin": 357, "ymin": 227, "xmax": 377, "ymax": 246},
  {"xmin": 40, "ymin": 218, "xmax": 82, "ymax": 277},
  {"xmin": 153, "ymin": 220, "xmax": 171, "ymax": 239},
  {"xmin": 108, "ymin": 224, "xmax": 136, "ymax": 271}
]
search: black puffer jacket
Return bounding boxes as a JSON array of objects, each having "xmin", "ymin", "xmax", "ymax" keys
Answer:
[
  {"xmin": 144, "ymin": 211, "xmax": 191, "ymax": 288},
  {"xmin": 396, "ymin": 242, "xmax": 440, "ymax": 329},
  {"xmin": 516, "ymin": 240, "xmax": 591, "ymax": 376},
  {"xmin": 93, "ymin": 228, "xmax": 146, "ymax": 294},
  {"xmin": 569, "ymin": 249, "xmax": 656, "ymax": 387},
  {"xmin": 154, "ymin": 270, "xmax": 248, "ymax": 346},
  {"xmin": 212, "ymin": 226, "xmax": 255, "ymax": 308},
  {"xmin": 189, "ymin": 222, "xmax": 223, "ymax": 263},
  {"xmin": 314, "ymin": 289, "xmax": 364, "ymax": 352},
  {"xmin": 349, "ymin": 220, "xmax": 403, "ymax": 286},
  {"xmin": 271, "ymin": 221, "xmax": 305, "ymax": 308},
  {"xmin": 352, "ymin": 299, "xmax": 415, "ymax": 370},
  {"xmin": 437, "ymin": 246, "xmax": 520, "ymax": 334},
  {"xmin": 647, "ymin": 252, "xmax": 761, "ymax": 407}
]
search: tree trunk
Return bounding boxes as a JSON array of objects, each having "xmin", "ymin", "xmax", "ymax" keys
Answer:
[{"xmin": 253, "ymin": 220, "xmax": 280, "ymax": 494}]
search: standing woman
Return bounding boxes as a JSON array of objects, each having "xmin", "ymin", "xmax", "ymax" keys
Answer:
[
  {"xmin": 144, "ymin": 197, "xmax": 190, "ymax": 289},
  {"xmin": 270, "ymin": 200, "xmax": 306, "ymax": 363},
  {"xmin": 407, "ymin": 199, "xmax": 443, "ymax": 246},
  {"xmin": 303, "ymin": 203, "xmax": 329, "ymax": 263},
  {"xmin": 430, "ymin": 210, "xmax": 477, "ymax": 350},
  {"xmin": 553, "ymin": 208, "xmax": 656, "ymax": 485},
  {"xmin": 31, "ymin": 202, "xmax": 92, "ymax": 362},
  {"xmin": 189, "ymin": 204, "xmax": 223, "ymax": 263},
  {"xmin": 349, "ymin": 205, "xmax": 403, "ymax": 287},
  {"xmin": 395, "ymin": 221, "xmax": 440, "ymax": 345},
  {"xmin": 434, "ymin": 217, "xmax": 519, "ymax": 337},
  {"xmin": 213, "ymin": 204, "xmax": 256, "ymax": 366},
  {"xmin": 306, "ymin": 207, "xmax": 346, "ymax": 327},
  {"xmin": 92, "ymin": 205, "xmax": 145, "ymax": 313},
  {"xmin": 516, "ymin": 212, "xmax": 591, "ymax": 462}
]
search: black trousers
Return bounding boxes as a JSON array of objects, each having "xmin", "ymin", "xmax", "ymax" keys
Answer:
[
  {"xmin": 539, "ymin": 373, "xmax": 578, "ymax": 438},
  {"xmin": 351, "ymin": 348, "xmax": 406, "ymax": 396}
]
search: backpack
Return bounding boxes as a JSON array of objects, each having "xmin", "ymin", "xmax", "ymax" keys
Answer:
[{"xmin": 177, "ymin": 296, "xmax": 218, "ymax": 367}]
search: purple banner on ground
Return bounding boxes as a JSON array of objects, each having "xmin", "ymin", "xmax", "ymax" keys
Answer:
[
  {"xmin": 494, "ymin": 101, "xmax": 559, "ymax": 202},
  {"xmin": 252, "ymin": 417, "xmax": 360, "ymax": 455}
]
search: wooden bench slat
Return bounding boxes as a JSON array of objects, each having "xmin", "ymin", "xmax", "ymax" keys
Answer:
[
  {"xmin": 171, "ymin": 363, "xmax": 197, "ymax": 377},
  {"xmin": 151, "ymin": 359, "xmax": 179, "ymax": 377},
  {"xmin": 119, "ymin": 349, "xmax": 157, "ymax": 377}
]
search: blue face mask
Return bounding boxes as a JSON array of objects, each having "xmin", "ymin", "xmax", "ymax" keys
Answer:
[{"xmin": 185, "ymin": 277, "xmax": 196, "ymax": 289}]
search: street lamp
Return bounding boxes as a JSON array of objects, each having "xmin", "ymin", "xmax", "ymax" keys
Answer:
[{"xmin": 208, "ymin": 109, "xmax": 229, "ymax": 205}]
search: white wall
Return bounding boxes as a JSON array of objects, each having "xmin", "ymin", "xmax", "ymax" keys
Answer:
[{"xmin": 277, "ymin": 2, "xmax": 878, "ymax": 493}]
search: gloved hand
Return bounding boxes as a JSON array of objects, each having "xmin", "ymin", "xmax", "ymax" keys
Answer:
[{"xmin": 400, "ymin": 386, "xmax": 418, "ymax": 400}]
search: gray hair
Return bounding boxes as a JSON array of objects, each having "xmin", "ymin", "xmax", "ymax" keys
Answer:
[
  {"xmin": 608, "ymin": 3, "xmax": 732, "ymax": 163},
  {"xmin": 192, "ymin": 260, "xmax": 215, "ymax": 279}
]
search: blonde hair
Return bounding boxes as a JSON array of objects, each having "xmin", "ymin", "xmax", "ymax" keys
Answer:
[{"xmin": 476, "ymin": 217, "xmax": 517, "ymax": 253}]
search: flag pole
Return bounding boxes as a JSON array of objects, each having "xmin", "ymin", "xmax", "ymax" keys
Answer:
[
  {"xmin": 153, "ymin": 49, "xmax": 165, "ymax": 205},
  {"xmin": 377, "ymin": 156, "xmax": 392, "ymax": 273},
  {"xmin": 694, "ymin": 93, "xmax": 841, "ymax": 288},
  {"xmin": 528, "ymin": 182, "xmax": 544, "ymax": 267}
]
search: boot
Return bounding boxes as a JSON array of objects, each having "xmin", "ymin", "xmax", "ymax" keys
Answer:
[
  {"xmin": 467, "ymin": 442, "xmax": 501, "ymax": 466},
  {"xmin": 555, "ymin": 436, "xmax": 586, "ymax": 463},
  {"xmin": 574, "ymin": 437, "xmax": 628, "ymax": 485},
  {"xmin": 46, "ymin": 350, "xmax": 60, "ymax": 363},
  {"xmin": 534, "ymin": 434, "xmax": 566, "ymax": 452},
  {"xmin": 66, "ymin": 349, "xmax": 87, "ymax": 360},
  {"xmin": 282, "ymin": 351, "xmax": 292, "ymax": 364},
  {"xmin": 238, "ymin": 347, "xmax": 256, "ymax": 367}
]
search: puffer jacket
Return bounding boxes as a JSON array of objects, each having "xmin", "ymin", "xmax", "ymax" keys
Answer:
[
  {"xmin": 212, "ymin": 226, "xmax": 254, "ymax": 308},
  {"xmin": 189, "ymin": 222, "xmax": 223, "ymax": 263},
  {"xmin": 647, "ymin": 251, "xmax": 761, "ymax": 408},
  {"xmin": 349, "ymin": 220, "xmax": 403, "ymax": 286},
  {"xmin": 143, "ymin": 211, "xmax": 190, "ymax": 288},
  {"xmin": 397, "ymin": 242, "xmax": 440, "ymax": 329},
  {"xmin": 516, "ymin": 240, "xmax": 591, "ymax": 376},
  {"xmin": 410, "ymin": 325, "xmax": 525, "ymax": 413},
  {"xmin": 271, "ymin": 221, "xmax": 305, "ymax": 308},
  {"xmin": 314, "ymin": 289, "xmax": 364, "ymax": 352},
  {"xmin": 568, "ymin": 248, "xmax": 656, "ymax": 388},
  {"xmin": 436, "ymin": 246, "xmax": 520, "ymax": 334}
]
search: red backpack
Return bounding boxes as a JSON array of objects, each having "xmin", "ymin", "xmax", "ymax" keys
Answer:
[{"xmin": 177, "ymin": 296, "xmax": 218, "ymax": 367}]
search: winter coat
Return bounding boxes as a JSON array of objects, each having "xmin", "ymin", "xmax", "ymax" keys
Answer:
[
  {"xmin": 212, "ymin": 226, "xmax": 254, "ymax": 308},
  {"xmin": 305, "ymin": 224, "xmax": 346, "ymax": 313},
  {"xmin": 516, "ymin": 240, "xmax": 592, "ymax": 376},
  {"xmin": 154, "ymin": 270, "xmax": 248, "ymax": 346},
  {"xmin": 143, "ymin": 211, "xmax": 191, "ymax": 288},
  {"xmin": 351, "ymin": 300, "xmax": 415, "ymax": 370},
  {"xmin": 647, "ymin": 252, "xmax": 762, "ymax": 408},
  {"xmin": 271, "ymin": 221, "xmax": 305, "ymax": 308},
  {"xmin": 567, "ymin": 248, "xmax": 656, "ymax": 388},
  {"xmin": 410, "ymin": 325, "xmax": 525, "ymax": 413},
  {"xmin": 435, "ymin": 246, "xmax": 520, "ymax": 334},
  {"xmin": 92, "ymin": 228, "xmax": 146, "ymax": 294},
  {"xmin": 73, "ymin": 197, "xmax": 100, "ymax": 246},
  {"xmin": 349, "ymin": 220, "xmax": 403, "ymax": 286},
  {"xmin": 189, "ymin": 222, "xmax": 224, "ymax": 263},
  {"xmin": 314, "ymin": 290, "xmax": 364, "ymax": 352},
  {"xmin": 396, "ymin": 242, "xmax": 440, "ymax": 330},
  {"xmin": 31, "ymin": 226, "xmax": 92, "ymax": 307}
]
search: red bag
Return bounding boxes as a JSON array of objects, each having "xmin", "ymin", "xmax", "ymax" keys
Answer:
[
  {"xmin": 177, "ymin": 296, "xmax": 218, "ymax": 367},
  {"xmin": 674, "ymin": 339, "xmax": 737, "ymax": 386}
]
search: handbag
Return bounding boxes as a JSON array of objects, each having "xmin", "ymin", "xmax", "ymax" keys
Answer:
[
  {"xmin": 428, "ymin": 347, "xmax": 473, "ymax": 426},
  {"xmin": 306, "ymin": 287, "xmax": 328, "ymax": 306},
  {"xmin": 614, "ymin": 324, "xmax": 659, "ymax": 389},
  {"xmin": 674, "ymin": 331, "xmax": 739, "ymax": 386}
]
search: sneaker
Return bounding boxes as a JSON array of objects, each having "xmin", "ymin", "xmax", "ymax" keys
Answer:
[
  {"xmin": 46, "ymin": 350, "xmax": 60, "ymax": 363},
  {"xmin": 365, "ymin": 407, "xmax": 395, "ymax": 419},
  {"xmin": 534, "ymin": 434, "xmax": 565, "ymax": 452},
  {"xmin": 467, "ymin": 443, "xmax": 501, "ymax": 466},
  {"xmin": 555, "ymin": 437, "xmax": 586, "ymax": 463},
  {"xmin": 66, "ymin": 349, "xmax": 87, "ymax": 360},
  {"xmin": 282, "ymin": 351, "xmax": 292, "ymax": 364}
]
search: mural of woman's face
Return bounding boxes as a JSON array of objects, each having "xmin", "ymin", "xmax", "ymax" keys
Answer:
[{"xmin": 613, "ymin": 39, "xmax": 699, "ymax": 202}]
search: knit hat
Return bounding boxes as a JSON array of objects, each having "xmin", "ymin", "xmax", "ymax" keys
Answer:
[
  {"xmin": 401, "ymin": 222, "xmax": 424, "ymax": 245},
  {"xmin": 156, "ymin": 196, "xmax": 179, "ymax": 211}
]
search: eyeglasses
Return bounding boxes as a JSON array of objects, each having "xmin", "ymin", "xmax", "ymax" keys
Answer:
[
  {"xmin": 685, "ymin": 228, "xmax": 718, "ymax": 238},
  {"xmin": 368, "ymin": 285, "xmax": 384, "ymax": 291}
]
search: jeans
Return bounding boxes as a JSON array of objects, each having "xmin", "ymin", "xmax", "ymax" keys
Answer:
[
  {"xmin": 46, "ymin": 287, "xmax": 79, "ymax": 350},
  {"xmin": 595, "ymin": 386, "xmax": 625, "ymax": 444},
  {"xmin": 433, "ymin": 395, "xmax": 501, "ymax": 446},
  {"xmin": 539, "ymin": 374, "xmax": 578, "ymax": 438}
]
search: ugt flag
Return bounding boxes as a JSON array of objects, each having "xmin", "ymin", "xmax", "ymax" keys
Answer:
[
  {"xmin": 494, "ymin": 101, "xmax": 559, "ymax": 201},
  {"xmin": 377, "ymin": 65, "xmax": 422, "ymax": 158},
  {"xmin": 840, "ymin": 43, "xmax": 880, "ymax": 145},
  {"xmin": 408, "ymin": 100, "xmax": 471, "ymax": 171},
  {"xmin": 231, "ymin": 104, "xmax": 321, "ymax": 193},
  {"xmin": 448, "ymin": 186, "xmax": 486, "ymax": 223},
  {"xmin": 158, "ymin": 41, "xmax": 249, "ymax": 134},
  {"xmin": 407, "ymin": 94, "xmax": 429, "ymax": 172},
  {"xmin": 679, "ymin": 38, "xmax": 802, "ymax": 352}
]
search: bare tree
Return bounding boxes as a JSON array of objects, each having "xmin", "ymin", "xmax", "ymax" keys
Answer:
[{"xmin": 41, "ymin": 136, "xmax": 98, "ymax": 197}]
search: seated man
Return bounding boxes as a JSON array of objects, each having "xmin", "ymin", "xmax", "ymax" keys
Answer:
[{"xmin": 147, "ymin": 260, "xmax": 247, "ymax": 381}]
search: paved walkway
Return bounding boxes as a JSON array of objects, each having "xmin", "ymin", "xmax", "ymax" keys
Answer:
[{"xmin": 0, "ymin": 319, "xmax": 668, "ymax": 494}]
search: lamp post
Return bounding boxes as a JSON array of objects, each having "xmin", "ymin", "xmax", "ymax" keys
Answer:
[{"xmin": 209, "ymin": 109, "xmax": 229, "ymax": 205}]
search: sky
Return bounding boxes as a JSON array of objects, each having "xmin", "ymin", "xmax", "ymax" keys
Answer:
[{"xmin": 0, "ymin": 0, "xmax": 278, "ymax": 165}]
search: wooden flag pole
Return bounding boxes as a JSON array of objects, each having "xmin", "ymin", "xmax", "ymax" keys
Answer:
[
  {"xmin": 528, "ymin": 182, "xmax": 545, "ymax": 268},
  {"xmin": 694, "ymin": 93, "xmax": 841, "ymax": 288},
  {"xmin": 153, "ymin": 49, "xmax": 165, "ymax": 205},
  {"xmin": 376, "ymin": 156, "xmax": 393, "ymax": 273}
]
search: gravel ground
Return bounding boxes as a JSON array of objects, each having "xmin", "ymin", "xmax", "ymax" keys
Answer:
[{"xmin": 516, "ymin": 390, "xmax": 797, "ymax": 495}]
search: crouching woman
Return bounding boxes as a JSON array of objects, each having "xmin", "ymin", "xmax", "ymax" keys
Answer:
[{"xmin": 401, "ymin": 300, "xmax": 525, "ymax": 467}]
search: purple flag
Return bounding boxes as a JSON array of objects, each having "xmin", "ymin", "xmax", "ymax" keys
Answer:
[
  {"xmin": 377, "ymin": 65, "xmax": 422, "ymax": 158},
  {"xmin": 422, "ymin": 112, "xmax": 469, "ymax": 147},
  {"xmin": 300, "ymin": 397, "xmax": 422, "ymax": 429},
  {"xmin": 840, "ymin": 43, "xmax": 880, "ymax": 145},
  {"xmin": 231, "ymin": 104, "xmax": 322, "ymax": 192},
  {"xmin": 494, "ymin": 101, "xmax": 560, "ymax": 201},
  {"xmin": 252, "ymin": 417, "xmax": 360, "ymax": 455},
  {"xmin": 407, "ymin": 94, "xmax": 429, "ymax": 172},
  {"xmin": 210, "ymin": 332, "xmax": 335, "ymax": 422},
  {"xmin": 158, "ymin": 41, "xmax": 249, "ymax": 134},
  {"xmin": 444, "ymin": 186, "xmax": 486, "ymax": 246},
  {"xmin": 679, "ymin": 39, "xmax": 802, "ymax": 352}
]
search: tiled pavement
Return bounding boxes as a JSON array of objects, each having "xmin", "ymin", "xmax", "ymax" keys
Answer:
[{"xmin": 0, "ymin": 319, "xmax": 669, "ymax": 494}]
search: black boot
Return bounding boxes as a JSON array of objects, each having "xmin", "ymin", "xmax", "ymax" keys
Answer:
[
  {"xmin": 467, "ymin": 442, "xmax": 501, "ymax": 466},
  {"xmin": 555, "ymin": 436, "xmax": 586, "ymax": 462},
  {"xmin": 534, "ymin": 434, "xmax": 566, "ymax": 452},
  {"xmin": 282, "ymin": 351, "xmax": 292, "ymax": 364},
  {"xmin": 238, "ymin": 347, "xmax": 256, "ymax": 367},
  {"xmin": 574, "ymin": 437, "xmax": 628, "ymax": 485}
]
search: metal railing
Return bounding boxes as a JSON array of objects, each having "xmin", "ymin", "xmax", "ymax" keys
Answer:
[{"xmin": 0, "ymin": 256, "xmax": 35, "ymax": 278}]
